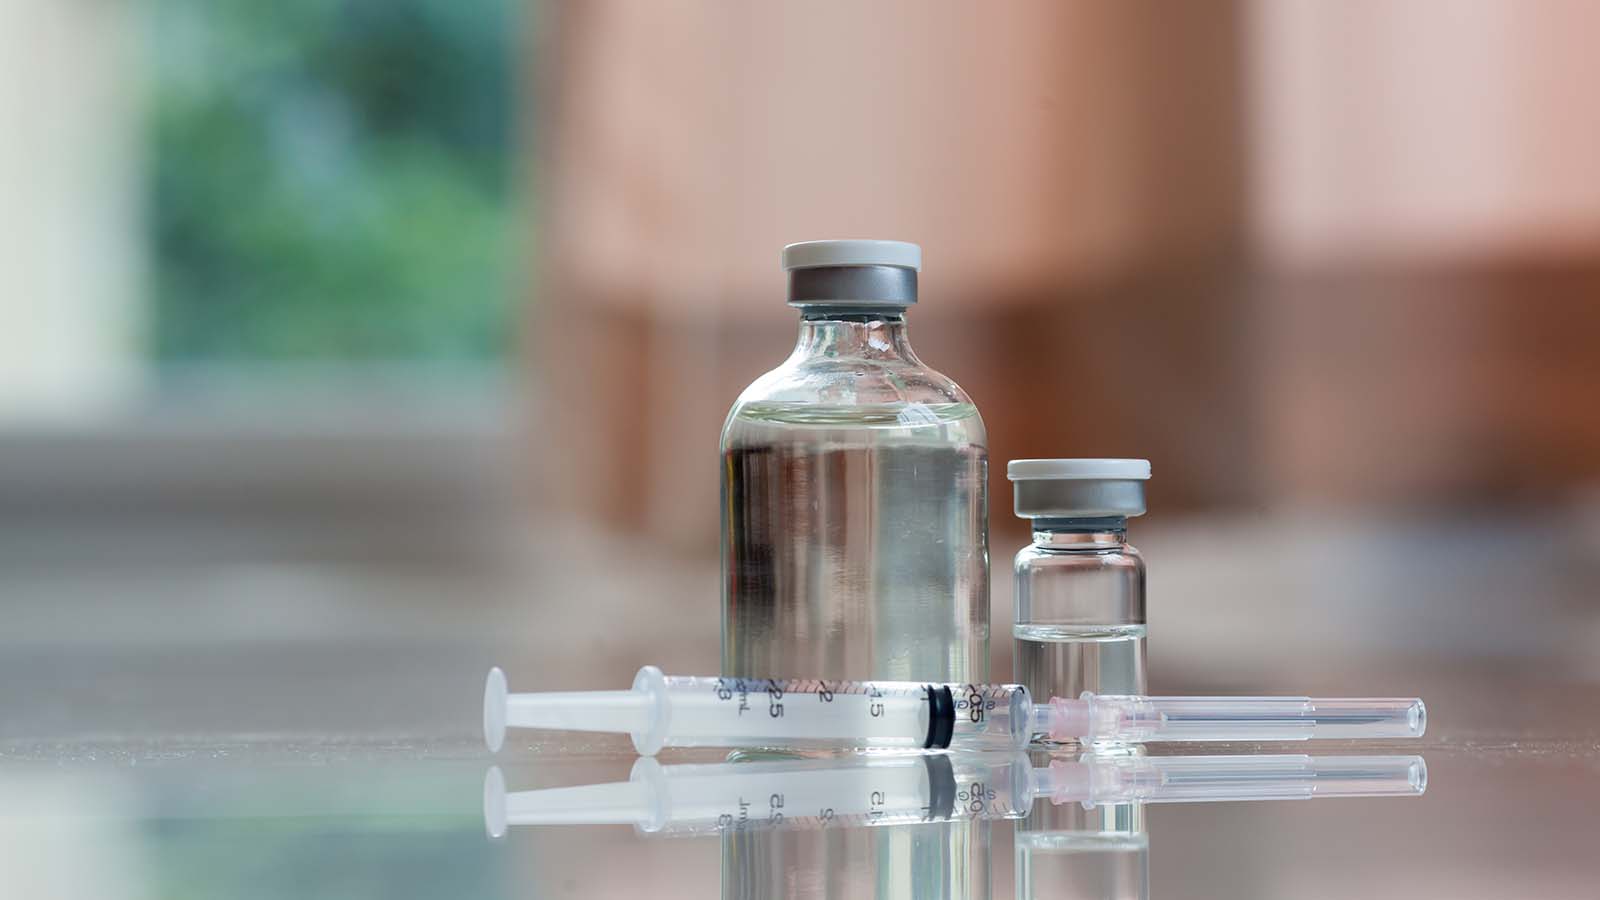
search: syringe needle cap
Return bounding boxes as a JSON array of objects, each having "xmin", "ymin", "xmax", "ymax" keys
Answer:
[{"xmin": 485, "ymin": 667, "xmax": 508, "ymax": 753}]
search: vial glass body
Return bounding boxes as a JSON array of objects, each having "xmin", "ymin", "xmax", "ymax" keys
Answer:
[
  {"xmin": 720, "ymin": 310, "xmax": 991, "ymax": 899},
  {"xmin": 1017, "ymin": 747, "xmax": 1148, "ymax": 900},
  {"xmin": 1012, "ymin": 518, "xmax": 1146, "ymax": 711},
  {"xmin": 720, "ymin": 311, "xmax": 990, "ymax": 685}
]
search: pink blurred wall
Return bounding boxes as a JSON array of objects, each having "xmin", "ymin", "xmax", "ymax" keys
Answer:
[{"xmin": 527, "ymin": 0, "xmax": 1600, "ymax": 549}]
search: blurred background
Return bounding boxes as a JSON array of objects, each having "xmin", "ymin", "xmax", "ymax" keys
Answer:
[{"xmin": 3, "ymin": 0, "xmax": 1599, "ymax": 897}]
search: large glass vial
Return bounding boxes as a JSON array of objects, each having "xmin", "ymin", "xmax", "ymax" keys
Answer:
[
  {"xmin": 721, "ymin": 240, "xmax": 990, "ymax": 685},
  {"xmin": 1008, "ymin": 459, "xmax": 1150, "ymax": 716},
  {"xmin": 720, "ymin": 241, "xmax": 990, "ymax": 900}
]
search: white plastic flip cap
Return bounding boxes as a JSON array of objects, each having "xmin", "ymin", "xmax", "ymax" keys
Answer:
[
  {"xmin": 1009, "ymin": 458, "xmax": 1152, "ymax": 518},
  {"xmin": 783, "ymin": 240, "xmax": 922, "ymax": 272},
  {"xmin": 1007, "ymin": 459, "xmax": 1152, "ymax": 481}
]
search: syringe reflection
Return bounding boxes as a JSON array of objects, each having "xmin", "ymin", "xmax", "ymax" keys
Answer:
[{"xmin": 484, "ymin": 750, "xmax": 1426, "ymax": 838}]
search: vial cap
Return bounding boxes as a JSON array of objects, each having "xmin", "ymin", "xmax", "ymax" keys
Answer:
[
  {"xmin": 783, "ymin": 240, "xmax": 922, "ymax": 272},
  {"xmin": 1006, "ymin": 459, "xmax": 1151, "ymax": 481},
  {"xmin": 783, "ymin": 240, "xmax": 921, "ymax": 309},
  {"xmin": 1007, "ymin": 458, "xmax": 1151, "ymax": 519}
]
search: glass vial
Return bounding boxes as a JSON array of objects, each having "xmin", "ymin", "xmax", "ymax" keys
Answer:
[
  {"xmin": 1016, "ymin": 748, "xmax": 1149, "ymax": 900},
  {"xmin": 721, "ymin": 240, "xmax": 990, "ymax": 685},
  {"xmin": 721, "ymin": 241, "xmax": 990, "ymax": 900},
  {"xmin": 1008, "ymin": 460, "xmax": 1150, "ymax": 718}
]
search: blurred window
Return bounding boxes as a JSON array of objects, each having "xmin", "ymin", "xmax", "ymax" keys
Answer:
[
  {"xmin": 148, "ymin": 0, "xmax": 517, "ymax": 363},
  {"xmin": 0, "ymin": 0, "xmax": 523, "ymax": 548}
]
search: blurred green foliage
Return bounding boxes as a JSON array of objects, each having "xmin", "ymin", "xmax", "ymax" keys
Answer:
[{"xmin": 148, "ymin": 0, "xmax": 516, "ymax": 361}]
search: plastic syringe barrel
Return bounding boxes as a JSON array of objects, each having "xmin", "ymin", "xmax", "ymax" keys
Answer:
[
  {"xmin": 486, "ymin": 666, "xmax": 1033, "ymax": 756},
  {"xmin": 1044, "ymin": 694, "xmax": 1427, "ymax": 743},
  {"xmin": 485, "ymin": 753, "xmax": 1038, "ymax": 838}
]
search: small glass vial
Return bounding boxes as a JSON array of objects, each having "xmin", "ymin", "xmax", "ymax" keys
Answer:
[
  {"xmin": 1008, "ymin": 459, "xmax": 1151, "ymax": 728},
  {"xmin": 1015, "ymin": 747, "xmax": 1149, "ymax": 900}
]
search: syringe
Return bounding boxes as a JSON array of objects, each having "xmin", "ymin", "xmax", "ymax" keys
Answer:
[
  {"xmin": 484, "ymin": 667, "xmax": 1425, "ymax": 755},
  {"xmin": 483, "ymin": 751, "xmax": 1428, "ymax": 837}
]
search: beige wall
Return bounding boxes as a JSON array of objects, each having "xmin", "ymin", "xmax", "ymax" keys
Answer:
[
  {"xmin": 1248, "ymin": 0, "xmax": 1600, "ymax": 268},
  {"xmin": 530, "ymin": 0, "xmax": 1600, "ymax": 546},
  {"xmin": 1247, "ymin": 0, "xmax": 1600, "ymax": 506},
  {"xmin": 540, "ymin": 1, "xmax": 1246, "ymax": 318}
]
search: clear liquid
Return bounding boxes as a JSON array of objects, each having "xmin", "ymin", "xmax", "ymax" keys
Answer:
[
  {"xmin": 721, "ymin": 402, "xmax": 989, "ymax": 683},
  {"xmin": 1015, "ymin": 829, "xmax": 1150, "ymax": 900},
  {"xmin": 721, "ymin": 402, "xmax": 989, "ymax": 899},
  {"xmin": 1012, "ymin": 623, "xmax": 1147, "ymax": 705}
]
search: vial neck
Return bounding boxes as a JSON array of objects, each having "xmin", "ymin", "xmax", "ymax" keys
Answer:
[
  {"xmin": 1031, "ymin": 516, "xmax": 1129, "ymax": 548},
  {"xmin": 792, "ymin": 312, "xmax": 918, "ymax": 364}
]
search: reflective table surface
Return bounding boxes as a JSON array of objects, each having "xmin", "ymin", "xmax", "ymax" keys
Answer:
[{"xmin": 5, "ymin": 515, "xmax": 1599, "ymax": 897}]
